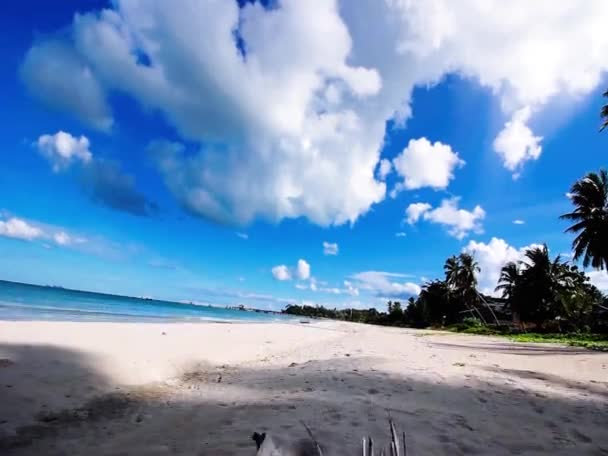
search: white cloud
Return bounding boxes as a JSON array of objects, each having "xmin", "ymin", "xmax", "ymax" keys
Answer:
[
  {"xmin": 392, "ymin": 138, "xmax": 464, "ymax": 195},
  {"xmin": 271, "ymin": 265, "xmax": 291, "ymax": 281},
  {"xmin": 463, "ymin": 237, "xmax": 538, "ymax": 295},
  {"xmin": 587, "ymin": 270, "xmax": 608, "ymax": 292},
  {"xmin": 407, "ymin": 198, "xmax": 485, "ymax": 239},
  {"xmin": 21, "ymin": 0, "xmax": 608, "ymax": 225},
  {"xmin": 35, "ymin": 131, "xmax": 154, "ymax": 216},
  {"xmin": 0, "ymin": 217, "xmax": 43, "ymax": 241},
  {"xmin": 36, "ymin": 131, "xmax": 93, "ymax": 172},
  {"xmin": 395, "ymin": 231, "xmax": 407, "ymax": 237},
  {"xmin": 296, "ymin": 259, "xmax": 311, "ymax": 280},
  {"xmin": 53, "ymin": 231, "xmax": 72, "ymax": 246},
  {"xmin": 343, "ymin": 280, "xmax": 360, "ymax": 296},
  {"xmin": 493, "ymin": 107, "xmax": 542, "ymax": 176},
  {"xmin": 20, "ymin": 40, "xmax": 112, "ymax": 131},
  {"xmin": 0, "ymin": 216, "xmax": 89, "ymax": 250},
  {"xmin": 512, "ymin": 219, "xmax": 525, "ymax": 225},
  {"xmin": 236, "ymin": 232, "xmax": 249, "ymax": 240},
  {"xmin": 405, "ymin": 202, "xmax": 432, "ymax": 225},
  {"xmin": 273, "ymin": 258, "xmax": 312, "ymax": 282},
  {"xmin": 377, "ymin": 158, "xmax": 392, "ymax": 180},
  {"xmin": 323, "ymin": 241, "xmax": 339, "ymax": 255},
  {"xmin": 351, "ymin": 271, "xmax": 420, "ymax": 298},
  {"xmin": 298, "ymin": 277, "xmax": 360, "ymax": 296}
]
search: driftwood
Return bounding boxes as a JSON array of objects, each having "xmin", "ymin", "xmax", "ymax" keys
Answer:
[
  {"xmin": 253, "ymin": 419, "xmax": 406, "ymax": 455},
  {"xmin": 363, "ymin": 419, "xmax": 406, "ymax": 456}
]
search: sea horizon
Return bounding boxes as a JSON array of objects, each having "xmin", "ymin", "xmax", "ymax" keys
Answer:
[{"xmin": 0, "ymin": 279, "xmax": 294, "ymax": 323}]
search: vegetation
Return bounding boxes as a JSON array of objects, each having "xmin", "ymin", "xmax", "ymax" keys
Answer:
[
  {"xmin": 446, "ymin": 318, "xmax": 608, "ymax": 351},
  {"xmin": 284, "ymin": 94, "xmax": 608, "ymax": 347},
  {"xmin": 601, "ymin": 88, "xmax": 608, "ymax": 131},
  {"xmin": 560, "ymin": 169, "xmax": 608, "ymax": 270}
]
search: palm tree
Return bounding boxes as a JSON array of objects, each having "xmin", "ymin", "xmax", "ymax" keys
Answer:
[
  {"xmin": 444, "ymin": 253, "xmax": 479, "ymax": 297},
  {"xmin": 560, "ymin": 169, "xmax": 608, "ymax": 270},
  {"xmin": 443, "ymin": 253, "xmax": 492, "ymax": 323},
  {"xmin": 443, "ymin": 255, "xmax": 459, "ymax": 283},
  {"xmin": 495, "ymin": 261, "xmax": 521, "ymax": 325},
  {"xmin": 516, "ymin": 245, "xmax": 574, "ymax": 326},
  {"xmin": 601, "ymin": 89, "xmax": 608, "ymax": 131},
  {"xmin": 495, "ymin": 261, "xmax": 520, "ymax": 301}
]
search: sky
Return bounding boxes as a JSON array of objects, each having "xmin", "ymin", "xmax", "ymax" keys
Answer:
[{"xmin": 1, "ymin": 0, "xmax": 608, "ymax": 310}]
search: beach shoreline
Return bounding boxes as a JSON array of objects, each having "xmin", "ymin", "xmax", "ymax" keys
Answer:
[{"xmin": 1, "ymin": 320, "xmax": 607, "ymax": 454}]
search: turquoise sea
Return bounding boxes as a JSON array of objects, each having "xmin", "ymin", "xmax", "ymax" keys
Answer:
[{"xmin": 0, "ymin": 280, "xmax": 293, "ymax": 323}]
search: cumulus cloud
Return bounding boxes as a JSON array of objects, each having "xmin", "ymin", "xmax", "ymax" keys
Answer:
[
  {"xmin": 53, "ymin": 231, "xmax": 73, "ymax": 246},
  {"xmin": 0, "ymin": 217, "xmax": 43, "ymax": 241},
  {"xmin": 377, "ymin": 158, "xmax": 392, "ymax": 180},
  {"xmin": 512, "ymin": 219, "xmax": 525, "ymax": 225},
  {"xmin": 323, "ymin": 241, "xmax": 339, "ymax": 255},
  {"xmin": 493, "ymin": 107, "xmax": 542, "ymax": 177},
  {"xmin": 296, "ymin": 259, "xmax": 311, "ymax": 280},
  {"xmin": 272, "ymin": 258, "xmax": 311, "ymax": 281},
  {"xmin": 405, "ymin": 202, "xmax": 432, "ymax": 225},
  {"xmin": 406, "ymin": 198, "xmax": 485, "ymax": 239},
  {"xmin": 36, "ymin": 131, "xmax": 93, "ymax": 172},
  {"xmin": 391, "ymin": 138, "xmax": 464, "ymax": 195},
  {"xmin": 587, "ymin": 270, "xmax": 608, "ymax": 292},
  {"xmin": 395, "ymin": 232, "xmax": 407, "ymax": 237},
  {"xmin": 351, "ymin": 271, "xmax": 420, "ymax": 298},
  {"xmin": 271, "ymin": 265, "xmax": 291, "ymax": 281},
  {"xmin": 463, "ymin": 237, "xmax": 539, "ymax": 295},
  {"xmin": 236, "ymin": 232, "xmax": 249, "ymax": 240},
  {"xmin": 20, "ymin": 40, "xmax": 112, "ymax": 131},
  {"xmin": 21, "ymin": 0, "xmax": 608, "ymax": 225},
  {"xmin": 0, "ymin": 216, "xmax": 87, "ymax": 249},
  {"xmin": 36, "ymin": 131, "xmax": 154, "ymax": 216}
]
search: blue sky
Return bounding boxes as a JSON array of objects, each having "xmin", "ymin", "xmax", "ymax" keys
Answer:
[{"xmin": 1, "ymin": 0, "xmax": 608, "ymax": 309}]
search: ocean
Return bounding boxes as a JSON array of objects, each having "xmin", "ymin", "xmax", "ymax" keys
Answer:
[{"xmin": 0, "ymin": 280, "xmax": 294, "ymax": 323}]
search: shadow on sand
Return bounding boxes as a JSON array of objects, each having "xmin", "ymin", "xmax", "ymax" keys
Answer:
[{"xmin": 1, "ymin": 343, "xmax": 607, "ymax": 455}]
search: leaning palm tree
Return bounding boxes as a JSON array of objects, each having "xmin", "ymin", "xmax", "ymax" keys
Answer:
[
  {"xmin": 560, "ymin": 169, "xmax": 608, "ymax": 270},
  {"xmin": 601, "ymin": 89, "xmax": 608, "ymax": 131}
]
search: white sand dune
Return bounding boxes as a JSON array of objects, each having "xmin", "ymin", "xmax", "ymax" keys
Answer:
[{"xmin": 1, "ymin": 320, "xmax": 607, "ymax": 455}]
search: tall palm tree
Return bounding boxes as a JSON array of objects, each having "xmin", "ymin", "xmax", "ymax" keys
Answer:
[
  {"xmin": 443, "ymin": 255, "xmax": 459, "ymax": 289},
  {"xmin": 458, "ymin": 253, "xmax": 480, "ymax": 295},
  {"xmin": 495, "ymin": 261, "xmax": 520, "ymax": 301},
  {"xmin": 601, "ymin": 89, "xmax": 608, "ymax": 131},
  {"xmin": 560, "ymin": 169, "xmax": 608, "ymax": 270},
  {"xmin": 443, "ymin": 253, "xmax": 490, "ymax": 323},
  {"xmin": 444, "ymin": 253, "xmax": 479, "ymax": 296},
  {"xmin": 517, "ymin": 245, "xmax": 573, "ymax": 326}
]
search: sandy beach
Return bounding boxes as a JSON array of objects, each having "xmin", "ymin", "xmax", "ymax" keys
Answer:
[{"xmin": 1, "ymin": 320, "xmax": 607, "ymax": 455}]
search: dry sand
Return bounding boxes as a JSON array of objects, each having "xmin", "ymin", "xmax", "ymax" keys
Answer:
[{"xmin": 0, "ymin": 320, "xmax": 607, "ymax": 455}]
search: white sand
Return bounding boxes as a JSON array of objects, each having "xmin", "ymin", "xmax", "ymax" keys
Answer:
[{"xmin": 1, "ymin": 320, "xmax": 607, "ymax": 455}]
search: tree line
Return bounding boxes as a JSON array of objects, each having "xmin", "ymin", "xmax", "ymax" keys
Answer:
[{"xmin": 285, "ymin": 93, "xmax": 608, "ymax": 334}]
